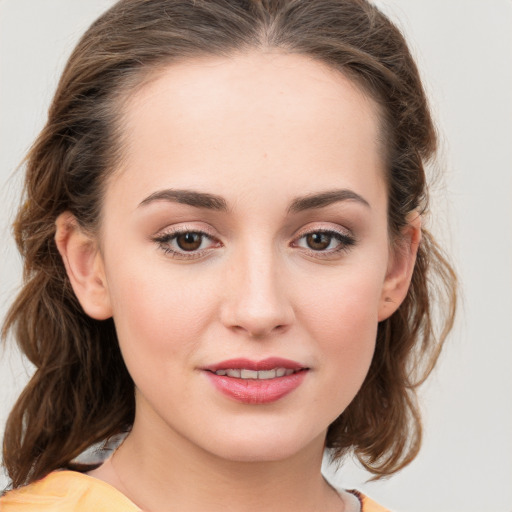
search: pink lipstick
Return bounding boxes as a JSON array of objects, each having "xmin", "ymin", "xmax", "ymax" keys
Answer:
[{"xmin": 203, "ymin": 358, "xmax": 308, "ymax": 405}]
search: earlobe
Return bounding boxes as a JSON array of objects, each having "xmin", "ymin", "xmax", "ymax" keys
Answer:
[
  {"xmin": 378, "ymin": 212, "xmax": 422, "ymax": 322},
  {"xmin": 54, "ymin": 212, "xmax": 113, "ymax": 320}
]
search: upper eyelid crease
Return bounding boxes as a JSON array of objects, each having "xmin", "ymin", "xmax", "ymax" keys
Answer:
[
  {"xmin": 155, "ymin": 224, "xmax": 217, "ymax": 236},
  {"xmin": 295, "ymin": 224, "xmax": 352, "ymax": 236}
]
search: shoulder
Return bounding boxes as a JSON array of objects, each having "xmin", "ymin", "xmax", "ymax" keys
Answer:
[
  {"xmin": 337, "ymin": 487, "xmax": 392, "ymax": 512},
  {"xmin": 0, "ymin": 470, "xmax": 140, "ymax": 512},
  {"xmin": 347, "ymin": 489, "xmax": 393, "ymax": 512}
]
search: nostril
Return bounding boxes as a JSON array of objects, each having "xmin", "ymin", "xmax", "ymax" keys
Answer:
[
  {"xmin": 218, "ymin": 277, "xmax": 295, "ymax": 337},
  {"xmin": 229, "ymin": 322, "xmax": 288, "ymax": 339}
]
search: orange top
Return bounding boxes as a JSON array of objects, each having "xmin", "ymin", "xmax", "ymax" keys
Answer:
[
  {"xmin": 0, "ymin": 471, "xmax": 391, "ymax": 512},
  {"xmin": 0, "ymin": 471, "xmax": 140, "ymax": 512}
]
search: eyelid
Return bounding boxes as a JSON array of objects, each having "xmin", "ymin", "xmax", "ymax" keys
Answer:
[
  {"xmin": 293, "ymin": 222, "xmax": 353, "ymax": 238},
  {"xmin": 152, "ymin": 224, "xmax": 222, "ymax": 259},
  {"xmin": 151, "ymin": 222, "xmax": 356, "ymax": 260},
  {"xmin": 291, "ymin": 223, "xmax": 357, "ymax": 256},
  {"xmin": 291, "ymin": 221, "xmax": 356, "ymax": 244},
  {"xmin": 153, "ymin": 222, "xmax": 218, "ymax": 239}
]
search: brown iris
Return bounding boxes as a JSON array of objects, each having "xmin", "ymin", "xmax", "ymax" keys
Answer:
[
  {"xmin": 176, "ymin": 232, "xmax": 203, "ymax": 251},
  {"xmin": 306, "ymin": 232, "xmax": 332, "ymax": 250}
]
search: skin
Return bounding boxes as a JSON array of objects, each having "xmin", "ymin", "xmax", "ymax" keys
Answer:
[{"xmin": 56, "ymin": 52, "xmax": 420, "ymax": 511}]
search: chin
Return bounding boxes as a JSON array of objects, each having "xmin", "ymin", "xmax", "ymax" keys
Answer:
[{"xmin": 196, "ymin": 422, "xmax": 326, "ymax": 463}]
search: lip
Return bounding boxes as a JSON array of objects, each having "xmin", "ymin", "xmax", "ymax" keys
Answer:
[
  {"xmin": 204, "ymin": 357, "xmax": 305, "ymax": 373},
  {"xmin": 203, "ymin": 358, "xmax": 309, "ymax": 405}
]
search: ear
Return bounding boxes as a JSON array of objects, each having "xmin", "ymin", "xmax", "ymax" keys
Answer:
[
  {"xmin": 378, "ymin": 211, "xmax": 421, "ymax": 322},
  {"xmin": 55, "ymin": 212, "xmax": 113, "ymax": 320}
]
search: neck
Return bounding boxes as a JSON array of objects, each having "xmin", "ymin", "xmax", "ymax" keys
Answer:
[{"xmin": 103, "ymin": 408, "xmax": 340, "ymax": 511}]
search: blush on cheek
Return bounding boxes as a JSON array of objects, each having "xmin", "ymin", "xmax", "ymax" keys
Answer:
[
  {"xmin": 303, "ymin": 276, "xmax": 381, "ymax": 338},
  {"xmin": 302, "ymin": 277, "xmax": 380, "ymax": 395},
  {"xmin": 111, "ymin": 272, "xmax": 214, "ymax": 364}
]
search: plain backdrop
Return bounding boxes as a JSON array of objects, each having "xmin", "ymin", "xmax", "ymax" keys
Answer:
[{"xmin": 1, "ymin": 1, "xmax": 511, "ymax": 511}]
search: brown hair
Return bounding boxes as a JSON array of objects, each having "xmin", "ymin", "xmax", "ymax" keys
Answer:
[{"xmin": 2, "ymin": 0, "xmax": 456, "ymax": 489}]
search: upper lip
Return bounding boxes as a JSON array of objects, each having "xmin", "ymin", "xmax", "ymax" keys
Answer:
[{"xmin": 203, "ymin": 357, "xmax": 307, "ymax": 372}]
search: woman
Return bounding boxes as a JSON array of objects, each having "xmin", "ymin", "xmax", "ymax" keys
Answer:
[{"xmin": 1, "ymin": 1, "xmax": 456, "ymax": 510}]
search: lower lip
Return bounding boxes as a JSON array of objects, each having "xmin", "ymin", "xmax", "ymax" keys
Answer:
[{"xmin": 205, "ymin": 370, "xmax": 307, "ymax": 405}]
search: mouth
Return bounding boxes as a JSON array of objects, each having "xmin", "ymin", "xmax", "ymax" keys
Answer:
[
  {"xmin": 210, "ymin": 367, "xmax": 301, "ymax": 379},
  {"xmin": 202, "ymin": 358, "xmax": 309, "ymax": 404}
]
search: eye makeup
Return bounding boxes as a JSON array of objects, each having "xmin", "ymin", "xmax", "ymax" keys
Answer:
[
  {"xmin": 152, "ymin": 223, "xmax": 356, "ymax": 262},
  {"xmin": 291, "ymin": 227, "xmax": 356, "ymax": 260},
  {"xmin": 152, "ymin": 225, "xmax": 222, "ymax": 260},
  {"xmin": 294, "ymin": 229, "xmax": 355, "ymax": 250}
]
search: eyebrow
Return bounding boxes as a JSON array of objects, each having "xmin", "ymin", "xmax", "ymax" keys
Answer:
[
  {"xmin": 138, "ymin": 187, "xmax": 370, "ymax": 213},
  {"xmin": 139, "ymin": 189, "xmax": 228, "ymax": 211},
  {"xmin": 288, "ymin": 189, "xmax": 370, "ymax": 213}
]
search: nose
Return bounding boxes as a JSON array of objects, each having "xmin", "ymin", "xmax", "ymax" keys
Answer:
[{"xmin": 219, "ymin": 243, "xmax": 295, "ymax": 339}]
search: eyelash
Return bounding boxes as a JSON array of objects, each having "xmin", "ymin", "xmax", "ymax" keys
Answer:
[
  {"xmin": 153, "ymin": 227, "xmax": 220, "ymax": 260},
  {"xmin": 153, "ymin": 227, "xmax": 356, "ymax": 260},
  {"xmin": 292, "ymin": 229, "xmax": 356, "ymax": 258}
]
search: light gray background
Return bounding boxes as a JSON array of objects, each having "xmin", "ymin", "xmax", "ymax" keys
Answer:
[{"xmin": 1, "ymin": 1, "xmax": 511, "ymax": 511}]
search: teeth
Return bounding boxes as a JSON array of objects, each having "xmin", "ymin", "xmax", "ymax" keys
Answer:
[
  {"xmin": 258, "ymin": 370, "xmax": 276, "ymax": 379},
  {"xmin": 215, "ymin": 368, "xmax": 299, "ymax": 379},
  {"xmin": 240, "ymin": 369, "xmax": 258, "ymax": 379}
]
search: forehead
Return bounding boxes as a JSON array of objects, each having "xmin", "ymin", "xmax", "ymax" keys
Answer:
[{"xmin": 110, "ymin": 52, "xmax": 385, "ymax": 209}]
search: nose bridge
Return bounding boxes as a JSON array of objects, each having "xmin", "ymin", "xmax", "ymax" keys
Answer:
[{"xmin": 221, "ymin": 237, "xmax": 293, "ymax": 337}]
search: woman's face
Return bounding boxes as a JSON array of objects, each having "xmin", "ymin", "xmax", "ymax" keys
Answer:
[{"xmin": 90, "ymin": 53, "xmax": 401, "ymax": 461}]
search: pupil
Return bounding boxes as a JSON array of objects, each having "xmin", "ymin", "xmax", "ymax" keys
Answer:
[
  {"xmin": 307, "ymin": 233, "xmax": 331, "ymax": 250},
  {"xmin": 177, "ymin": 232, "xmax": 202, "ymax": 251}
]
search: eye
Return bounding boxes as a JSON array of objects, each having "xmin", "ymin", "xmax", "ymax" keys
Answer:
[
  {"xmin": 303, "ymin": 232, "xmax": 335, "ymax": 251},
  {"xmin": 293, "ymin": 229, "xmax": 355, "ymax": 255},
  {"xmin": 153, "ymin": 229, "xmax": 220, "ymax": 259},
  {"xmin": 175, "ymin": 232, "xmax": 205, "ymax": 251}
]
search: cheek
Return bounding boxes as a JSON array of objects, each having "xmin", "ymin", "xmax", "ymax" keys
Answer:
[
  {"xmin": 299, "ymin": 268, "xmax": 383, "ymax": 342},
  {"xmin": 105, "ymin": 257, "xmax": 216, "ymax": 369},
  {"xmin": 297, "ymin": 270, "xmax": 382, "ymax": 401}
]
